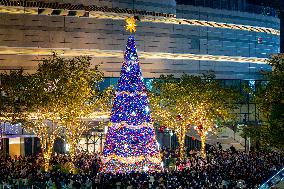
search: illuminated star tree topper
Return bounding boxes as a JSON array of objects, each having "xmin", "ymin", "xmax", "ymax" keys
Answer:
[{"xmin": 125, "ymin": 17, "xmax": 137, "ymax": 33}]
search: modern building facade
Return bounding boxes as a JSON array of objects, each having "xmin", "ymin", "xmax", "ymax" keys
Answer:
[
  {"xmin": 0, "ymin": 0, "xmax": 280, "ymax": 79},
  {"xmin": 0, "ymin": 0, "xmax": 281, "ymax": 155}
]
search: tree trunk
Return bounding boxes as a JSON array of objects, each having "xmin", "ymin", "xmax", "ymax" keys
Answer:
[
  {"xmin": 65, "ymin": 121, "xmax": 85, "ymax": 163},
  {"xmin": 66, "ymin": 135, "xmax": 78, "ymax": 173},
  {"xmin": 38, "ymin": 121, "xmax": 57, "ymax": 172},
  {"xmin": 41, "ymin": 137, "xmax": 55, "ymax": 172},
  {"xmin": 68, "ymin": 138, "xmax": 77, "ymax": 162},
  {"xmin": 200, "ymin": 134, "xmax": 206, "ymax": 158},
  {"xmin": 177, "ymin": 124, "xmax": 186, "ymax": 159}
]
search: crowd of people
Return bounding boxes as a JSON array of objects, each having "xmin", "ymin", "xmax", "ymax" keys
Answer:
[{"xmin": 0, "ymin": 147, "xmax": 283, "ymax": 189}]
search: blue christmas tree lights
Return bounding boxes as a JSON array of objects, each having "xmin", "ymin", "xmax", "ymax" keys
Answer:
[{"xmin": 101, "ymin": 35, "xmax": 162, "ymax": 173}]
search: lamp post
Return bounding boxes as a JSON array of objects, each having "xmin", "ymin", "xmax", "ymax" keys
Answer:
[
  {"xmin": 243, "ymin": 114, "xmax": 248, "ymax": 152},
  {"xmin": 0, "ymin": 122, "xmax": 2, "ymax": 152},
  {"xmin": 169, "ymin": 130, "xmax": 173, "ymax": 150},
  {"xmin": 164, "ymin": 127, "xmax": 174, "ymax": 150}
]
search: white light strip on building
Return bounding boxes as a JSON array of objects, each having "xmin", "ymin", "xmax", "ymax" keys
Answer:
[
  {"xmin": 0, "ymin": 6, "xmax": 280, "ymax": 36},
  {"xmin": 0, "ymin": 6, "xmax": 37, "ymax": 14},
  {"xmin": 89, "ymin": 11, "xmax": 280, "ymax": 36},
  {"xmin": 0, "ymin": 46, "xmax": 267, "ymax": 64}
]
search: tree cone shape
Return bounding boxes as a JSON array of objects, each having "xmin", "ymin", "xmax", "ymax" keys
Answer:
[{"xmin": 101, "ymin": 36, "xmax": 162, "ymax": 173}]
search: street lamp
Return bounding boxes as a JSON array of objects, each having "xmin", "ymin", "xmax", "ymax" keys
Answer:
[
  {"xmin": 0, "ymin": 122, "xmax": 2, "ymax": 152},
  {"xmin": 169, "ymin": 130, "xmax": 173, "ymax": 149}
]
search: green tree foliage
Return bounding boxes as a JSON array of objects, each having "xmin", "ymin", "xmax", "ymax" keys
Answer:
[
  {"xmin": 23, "ymin": 56, "xmax": 74, "ymax": 171},
  {"xmin": 253, "ymin": 54, "xmax": 284, "ymax": 149},
  {"xmin": 0, "ymin": 55, "xmax": 110, "ymax": 170},
  {"xmin": 23, "ymin": 55, "xmax": 105, "ymax": 170},
  {"xmin": 150, "ymin": 73, "xmax": 240, "ymax": 158},
  {"xmin": 53, "ymin": 56, "xmax": 104, "ymax": 161},
  {"xmin": 0, "ymin": 69, "xmax": 29, "ymax": 122},
  {"xmin": 95, "ymin": 86, "xmax": 115, "ymax": 113},
  {"xmin": 0, "ymin": 69, "xmax": 30, "ymax": 156},
  {"xmin": 26, "ymin": 56, "xmax": 103, "ymax": 164}
]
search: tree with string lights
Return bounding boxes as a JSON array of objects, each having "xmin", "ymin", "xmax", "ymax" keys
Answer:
[
  {"xmin": 0, "ymin": 70, "xmax": 30, "ymax": 155},
  {"xmin": 244, "ymin": 54, "xmax": 284, "ymax": 149},
  {"xmin": 57, "ymin": 56, "xmax": 104, "ymax": 162},
  {"xmin": 24, "ymin": 56, "xmax": 69, "ymax": 171},
  {"xmin": 0, "ymin": 65, "xmax": 64, "ymax": 171},
  {"xmin": 101, "ymin": 17, "xmax": 162, "ymax": 173},
  {"xmin": 151, "ymin": 74, "xmax": 240, "ymax": 158},
  {"xmin": 0, "ymin": 69, "xmax": 29, "ymax": 122},
  {"xmin": 24, "ymin": 55, "xmax": 104, "ymax": 171},
  {"xmin": 150, "ymin": 75, "xmax": 196, "ymax": 159}
]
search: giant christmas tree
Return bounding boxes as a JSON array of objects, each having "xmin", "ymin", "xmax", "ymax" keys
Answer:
[{"xmin": 101, "ymin": 17, "xmax": 162, "ymax": 173}]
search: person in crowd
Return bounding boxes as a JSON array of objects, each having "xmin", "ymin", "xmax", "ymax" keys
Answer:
[
  {"xmin": 230, "ymin": 145, "xmax": 236, "ymax": 153},
  {"xmin": 0, "ymin": 147, "xmax": 283, "ymax": 188}
]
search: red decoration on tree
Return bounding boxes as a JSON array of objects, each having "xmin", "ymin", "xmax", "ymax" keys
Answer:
[
  {"xmin": 176, "ymin": 114, "xmax": 182, "ymax": 120},
  {"xmin": 198, "ymin": 125, "xmax": 203, "ymax": 130},
  {"xmin": 191, "ymin": 136, "xmax": 195, "ymax": 140},
  {"xmin": 159, "ymin": 126, "xmax": 165, "ymax": 133}
]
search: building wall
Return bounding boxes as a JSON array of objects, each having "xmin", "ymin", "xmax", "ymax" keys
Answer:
[{"xmin": 0, "ymin": 0, "xmax": 280, "ymax": 79}]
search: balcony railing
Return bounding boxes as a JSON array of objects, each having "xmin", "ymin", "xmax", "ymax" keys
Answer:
[{"xmin": 259, "ymin": 167, "xmax": 284, "ymax": 189}]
